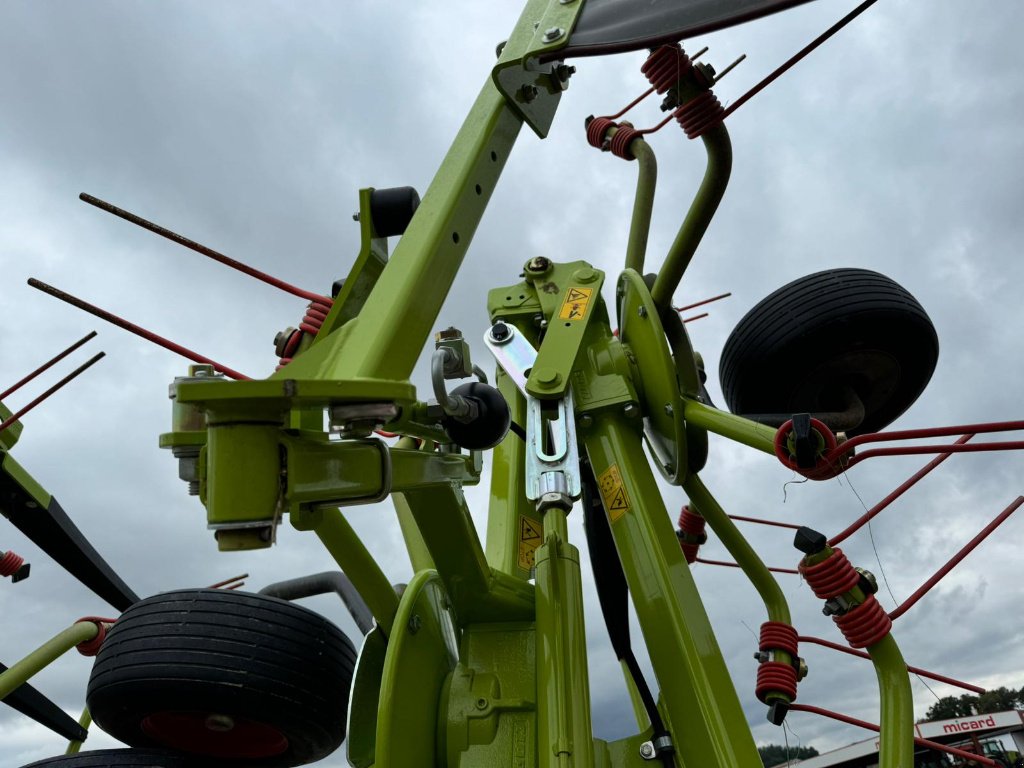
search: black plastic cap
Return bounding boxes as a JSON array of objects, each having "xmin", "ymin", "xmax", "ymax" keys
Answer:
[
  {"xmin": 369, "ymin": 186, "xmax": 420, "ymax": 238},
  {"xmin": 12, "ymin": 562, "xmax": 30, "ymax": 583},
  {"xmin": 767, "ymin": 700, "xmax": 790, "ymax": 726},
  {"xmin": 442, "ymin": 382, "xmax": 511, "ymax": 450},
  {"xmin": 793, "ymin": 526, "xmax": 828, "ymax": 556}
]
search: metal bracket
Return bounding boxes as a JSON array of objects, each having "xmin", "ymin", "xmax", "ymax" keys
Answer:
[{"xmin": 484, "ymin": 323, "xmax": 581, "ymax": 509}]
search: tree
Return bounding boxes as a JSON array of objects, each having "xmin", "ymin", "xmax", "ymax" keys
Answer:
[
  {"xmin": 924, "ymin": 688, "xmax": 1021, "ymax": 722},
  {"xmin": 977, "ymin": 687, "xmax": 1021, "ymax": 714},
  {"xmin": 759, "ymin": 744, "xmax": 820, "ymax": 767},
  {"xmin": 925, "ymin": 695, "xmax": 978, "ymax": 721}
]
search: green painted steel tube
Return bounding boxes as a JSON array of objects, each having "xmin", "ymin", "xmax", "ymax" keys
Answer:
[
  {"xmin": 393, "ymin": 436, "xmax": 436, "ymax": 574},
  {"xmin": 683, "ymin": 399, "xmax": 777, "ymax": 455},
  {"xmin": 313, "ymin": 509, "xmax": 399, "ymax": 637},
  {"xmin": 274, "ymin": 81, "xmax": 523, "ymax": 384},
  {"xmin": 583, "ymin": 413, "xmax": 762, "ymax": 768},
  {"xmin": 66, "ymin": 707, "xmax": 91, "ymax": 755},
  {"xmin": 684, "ymin": 474, "xmax": 790, "ymax": 624},
  {"xmin": 0, "ymin": 622, "xmax": 98, "ymax": 701},
  {"xmin": 485, "ymin": 368, "xmax": 535, "ymax": 578},
  {"xmin": 870, "ymin": 635, "xmax": 915, "ymax": 768},
  {"xmin": 534, "ymin": 506, "xmax": 595, "ymax": 768},
  {"xmin": 399, "ymin": 484, "xmax": 490, "ymax": 622},
  {"xmin": 625, "ymin": 138, "xmax": 657, "ymax": 274},
  {"xmin": 650, "ymin": 124, "xmax": 732, "ymax": 310}
]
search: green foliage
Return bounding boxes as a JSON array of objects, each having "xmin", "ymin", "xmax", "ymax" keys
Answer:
[
  {"xmin": 758, "ymin": 744, "xmax": 820, "ymax": 767},
  {"xmin": 923, "ymin": 688, "xmax": 1023, "ymax": 722}
]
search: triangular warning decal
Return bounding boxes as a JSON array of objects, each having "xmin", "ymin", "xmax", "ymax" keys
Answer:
[
  {"xmin": 567, "ymin": 287, "xmax": 589, "ymax": 302},
  {"xmin": 520, "ymin": 517, "xmax": 542, "ymax": 541},
  {"xmin": 609, "ymin": 488, "xmax": 629, "ymax": 511}
]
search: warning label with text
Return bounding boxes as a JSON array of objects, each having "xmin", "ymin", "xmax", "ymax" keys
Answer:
[
  {"xmin": 558, "ymin": 286, "xmax": 593, "ymax": 321},
  {"xmin": 597, "ymin": 464, "xmax": 631, "ymax": 522},
  {"xmin": 517, "ymin": 515, "xmax": 543, "ymax": 570}
]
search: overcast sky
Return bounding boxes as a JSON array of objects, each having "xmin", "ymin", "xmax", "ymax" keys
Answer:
[{"xmin": 2, "ymin": 1, "xmax": 1024, "ymax": 766}]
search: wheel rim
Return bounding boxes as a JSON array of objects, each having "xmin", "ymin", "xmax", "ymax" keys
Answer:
[{"xmin": 141, "ymin": 710, "xmax": 289, "ymax": 758}]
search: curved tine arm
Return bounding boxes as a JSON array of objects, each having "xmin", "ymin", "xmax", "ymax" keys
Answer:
[
  {"xmin": 650, "ymin": 123, "xmax": 732, "ymax": 310},
  {"xmin": 626, "ymin": 138, "xmax": 658, "ymax": 274}
]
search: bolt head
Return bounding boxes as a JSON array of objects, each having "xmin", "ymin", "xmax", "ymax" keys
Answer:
[
  {"xmin": 640, "ymin": 742, "xmax": 655, "ymax": 759},
  {"xmin": 579, "ymin": 414, "xmax": 594, "ymax": 428},
  {"xmin": 542, "ymin": 26, "xmax": 565, "ymax": 43},
  {"xmin": 519, "ymin": 84, "xmax": 539, "ymax": 103},
  {"xmin": 489, "ymin": 321, "xmax": 511, "ymax": 342},
  {"xmin": 534, "ymin": 368, "xmax": 559, "ymax": 386},
  {"xmin": 526, "ymin": 256, "xmax": 551, "ymax": 272},
  {"xmin": 637, "ymin": 305, "xmax": 648, "ymax": 318},
  {"xmin": 623, "ymin": 403, "xmax": 640, "ymax": 418}
]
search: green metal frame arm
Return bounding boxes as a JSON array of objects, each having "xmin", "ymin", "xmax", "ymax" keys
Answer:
[
  {"xmin": 684, "ymin": 473, "xmax": 791, "ymax": 624},
  {"xmin": 625, "ymin": 138, "xmax": 658, "ymax": 275},
  {"xmin": 583, "ymin": 412, "xmax": 762, "ymax": 768},
  {"xmin": 683, "ymin": 398, "xmax": 778, "ymax": 455},
  {"xmin": 305, "ymin": 508, "xmax": 400, "ymax": 637},
  {"xmin": 399, "ymin": 484, "xmax": 534, "ymax": 625},
  {"xmin": 650, "ymin": 123, "xmax": 732, "ymax": 310},
  {"xmin": 66, "ymin": 707, "xmax": 91, "ymax": 755},
  {"xmin": 0, "ymin": 622, "xmax": 98, "ymax": 701},
  {"xmin": 269, "ymin": 81, "xmax": 524, "ymax": 384},
  {"xmin": 869, "ymin": 634, "xmax": 915, "ymax": 768}
]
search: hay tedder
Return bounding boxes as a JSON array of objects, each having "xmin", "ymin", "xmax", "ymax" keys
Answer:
[{"xmin": 3, "ymin": 1, "xmax": 1022, "ymax": 766}]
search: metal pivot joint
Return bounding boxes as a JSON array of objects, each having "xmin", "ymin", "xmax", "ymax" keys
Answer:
[{"xmin": 484, "ymin": 322, "xmax": 581, "ymax": 513}]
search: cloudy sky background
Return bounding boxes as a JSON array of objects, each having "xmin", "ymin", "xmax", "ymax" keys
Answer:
[{"xmin": 2, "ymin": 1, "xmax": 1023, "ymax": 765}]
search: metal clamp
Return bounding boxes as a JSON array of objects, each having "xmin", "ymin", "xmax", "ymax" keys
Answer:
[{"xmin": 315, "ymin": 439, "xmax": 393, "ymax": 508}]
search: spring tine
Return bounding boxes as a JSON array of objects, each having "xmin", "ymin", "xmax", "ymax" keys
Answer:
[
  {"xmin": 0, "ymin": 331, "xmax": 97, "ymax": 401},
  {"xmin": 27, "ymin": 278, "xmax": 249, "ymax": 381},
  {"xmin": 79, "ymin": 193, "xmax": 324, "ymax": 303},
  {"xmin": 0, "ymin": 352, "xmax": 106, "ymax": 433},
  {"xmin": 713, "ymin": 54, "xmax": 747, "ymax": 83}
]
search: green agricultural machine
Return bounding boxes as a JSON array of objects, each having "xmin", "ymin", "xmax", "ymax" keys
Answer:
[{"xmin": 3, "ymin": 1, "xmax": 1022, "ymax": 767}]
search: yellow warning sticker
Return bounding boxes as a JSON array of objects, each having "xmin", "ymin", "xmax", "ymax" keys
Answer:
[
  {"xmin": 517, "ymin": 515, "xmax": 543, "ymax": 570},
  {"xmin": 597, "ymin": 464, "xmax": 631, "ymax": 522},
  {"xmin": 559, "ymin": 286, "xmax": 593, "ymax": 321}
]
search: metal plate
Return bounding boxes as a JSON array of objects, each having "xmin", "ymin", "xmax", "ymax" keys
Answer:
[
  {"xmin": 560, "ymin": 0, "xmax": 818, "ymax": 58},
  {"xmin": 616, "ymin": 269, "xmax": 687, "ymax": 484},
  {"xmin": 375, "ymin": 571, "xmax": 459, "ymax": 768}
]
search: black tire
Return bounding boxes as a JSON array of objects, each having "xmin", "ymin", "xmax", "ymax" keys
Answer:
[
  {"xmin": 719, "ymin": 268, "xmax": 939, "ymax": 435},
  {"xmin": 20, "ymin": 749, "xmax": 220, "ymax": 767},
  {"xmin": 86, "ymin": 589, "xmax": 357, "ymax": 767}
]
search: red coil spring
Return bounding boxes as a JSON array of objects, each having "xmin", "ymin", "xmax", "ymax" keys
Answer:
[
  {"xmin": 277, "ymin": 295, "xmax": 334, "ymax": 369},
  {"xmin": 799, "ymin": 548, "xmax": 861, "ymax": 599},
  {"xmin": 0, "ymin": 550, "xmax": 24, "ymax": 577},
  {"xmin": 609, "ymin": 125, "xmax": 641, "ymax": 160},
  {"xmin": 75, "ymin": 616, "xmax": 118, "ymax": 657},
  {"xmin": 677, "ymin": 505, "xmax": 706, "ymax": 563},
  {"xmin": 673, "ymin": 90, "xmax": 726, "ymax": 140},
  {"xmin": 755, "ymin": 621, "xmax": 800, "ymax": 703},
  {"xmin": 773, "ymin": 417, "xmax": 840, "ymax": 480},
  {"xmin": 835, "ymin": 595, "xmax": 892, "ymax": 649},
  {"xmin": 300, "ymin": 296, "xmax": 333, "ymax": 336},
  {"xmin": 801, "ymin": 549, "xmax": 892, "ymax": 648},
  {"xmin": 586, "ymin": 116, "xmax": 616, "ymax": 149},
  {"xmin": 760, "ymin": 621, "xmax": 799, "ymax": 656},
  {"xmin": 642, "ymin": 45, "xmax": 692, "ymax": 93},
  {"xmin": 756, "ymin": 662, "xmax": 798, "ymax": 703}
]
